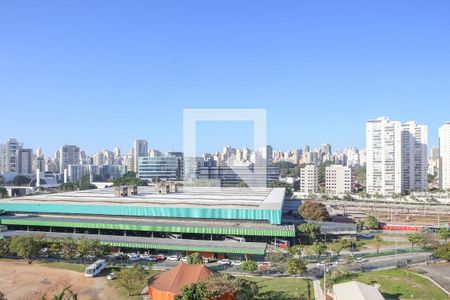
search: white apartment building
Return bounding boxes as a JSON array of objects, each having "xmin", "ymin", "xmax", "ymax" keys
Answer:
[
  {"xmin": 366, "ymin": 117, "xmax": 402, "ymax": 195},
  {"xmin": 366, "ymin": 117, "xmax": 428, "ymax": 195},
  {"xmin": 401, "ymin": 121, "xmax": 428, "ymax": 192},
  {"xmin": 440, "ymin": 123, "xmax": 450, "ymax": 190},
  {"xmin": 59, "ymin": 145, "xmax": 80, "ymax": 174},
  {"xmin": 325, "ymin": 165, "xmax": 352, "ymax": 195},
  {"xmin": 300, "ymin": 164, "xmax": 319, "ymax": 193}
]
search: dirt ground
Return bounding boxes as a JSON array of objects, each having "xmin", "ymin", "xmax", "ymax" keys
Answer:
[{"xmin": 0, "ymin": 260, "xmax": 121, "ymax": 300}]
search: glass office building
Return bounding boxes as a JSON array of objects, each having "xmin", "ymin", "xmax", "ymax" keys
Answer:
[{"xmin": 138, "ymin": 157, "xmax": 181, "ymax": 181}]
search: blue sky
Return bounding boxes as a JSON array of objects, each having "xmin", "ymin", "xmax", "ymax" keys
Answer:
[{"xmin": 1, "ymin": 1, "xmax": 450, "ymax": 156}]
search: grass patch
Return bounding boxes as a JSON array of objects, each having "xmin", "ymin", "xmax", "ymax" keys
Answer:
[
  {"xmin": 43, "ymin": 261, "xmax": 87, "ymax": 273},
  {"xmin": 332, "ymin": 268, "xmax": 448, "ymax": 300},
  {"xmin": 240, "ymin": 276, "xmax": 314, "ymax": 300}
]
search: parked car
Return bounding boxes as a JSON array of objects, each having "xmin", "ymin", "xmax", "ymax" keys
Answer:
[
  {"xmin": 217, "ymin": 259, "xmax": 231, "ymax": 265},
  {"xmin": 203, "ymin": 258, "xmax": 210, "ymax": 264},
  {"xmin": 258, "ymin": 261, "xmax": 271, "ymax": 268},
  {"xmin": 181, "ymin": 256, "xmax": 189, "ymax": 263},
  {"xmin": 144, "ymin": 255, "xmax": 158, "ymax": 262},
  {"xmin": 167, "ymin": 255, "xmax": 180, "ymax": 261},
  {"xmin": 231, "ymin": 260, "xmax": 242, "ymax": 266},
  {"xmin": 129, "ymin": 254, "xmax": 141, "ymax": 262},
  {"xmin": 107, "ymin": 272, "xmax": 117, "ymax": 280},
  {"xmin": 155, "ymin": 254, "xmax": 166, "ymax": 261}
]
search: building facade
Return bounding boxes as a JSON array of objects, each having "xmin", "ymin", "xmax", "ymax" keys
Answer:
[
  {"xmin": 59, "ymin": 145, "xmax": 80, "ymax": 174},
  {"xmin": 300, "ymin": 164, "xmax": 319, "ymax": 193},
  {"xmin": 325, "ymin": 165, "xmax": 352, "ymax": 195},
  {"xmin": 440, "ymin": 123, "xmax": 450, "ymax": 190},
  {"xmin": 138, "ymin": 156, "xmax": 181, "ymax": 181}
]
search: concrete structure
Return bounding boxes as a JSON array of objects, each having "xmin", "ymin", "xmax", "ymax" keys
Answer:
[
  {"xmin": 325, "ymin": 165, "xmax": 352, "ymax": 195},
  {"xmin": 440, "ymin": 122, "xmax": 450, "ymax": 190},
  {"xmin": 0, "ymin": 138, "xmax": 21, "ymax": 173},
  {"xmin": 401, "ymin": 121, "xmax": 428, "ymax": 192},
  {"xmin": 198, "ymin": 166, "xmax": 280, "ymax": 187},
  {"xmin": 300, "ymin": 164, "xmax": 319, "ymax": 193}
]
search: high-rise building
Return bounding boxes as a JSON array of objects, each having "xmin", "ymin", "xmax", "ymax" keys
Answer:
[
  {"xmin": 325, "ymin": 165, "xmax": 352, "ymax": 195},
  {"xmin": 321, "ymin": 144, "xmax": 332, "ymax": 155},
  {"xmin": 300, "ymin": 164, "xmax": 319, "ymax": 193},
  {"xmin": 132, "ymin": 139, "xmax": 148, "ymax": 174},
  {"xmin": 439, "ymin": 122, "xmax": 450, "ymax": 190},
  {"xmin": 366, "ymin": 117, "xmax": 428, "ymax": 195},
  {"xmin": 16, "ymin": 148, "xmax": 33, "ymax": 175},
  {"xmin": 1, "ymin": 138, "xmax": 21, "ymax": 173},
  {"xmin": 366, "ymin": 117, "xmax": 402, "ymax": 195},
  {"xmin": 138, "ymin": 156, "xmax": 180, "ymax": 181},
  {"xmin": 401, "ymin": 121, "xmax": 428, "ymax": 192},
  {"xmin": 59, "ymin": 145, "xmax": 80, "ymax": 174}
]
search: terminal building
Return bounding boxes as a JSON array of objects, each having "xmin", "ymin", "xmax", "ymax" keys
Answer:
[{"xmin": 0, "ymin": 185, "xmax": 294, "ymax": 259}]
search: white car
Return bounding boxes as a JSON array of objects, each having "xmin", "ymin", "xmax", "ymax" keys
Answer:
[
  {"xmin": 107, "ymin": 272, "xmax": 117, "ymax": 280},
  {"xmin": 129, "ymin": 255, "xmax": 141, "ymax": 262},
  {"xmin": 217, "ymin": 259, "xmax": 231, "ymax": 265},
  {"xmin": 181, "ymin": 256, "xmax": 189, "ymax": 263},
  {"xmin": 167, "ymin": 255, "xmax": 180, "ymax": 261},
  {"xmin": 203, "ymin": 258, "xmax": 210, "ymax": 263},
  {"xmin": 231, "ymin": 260, "xmax": 242, "ymax": 266}
]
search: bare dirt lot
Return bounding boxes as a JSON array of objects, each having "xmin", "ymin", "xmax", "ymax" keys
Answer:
[{"xmin": 0, "ymin": 260, "xmax": 121, "ymax": 300}]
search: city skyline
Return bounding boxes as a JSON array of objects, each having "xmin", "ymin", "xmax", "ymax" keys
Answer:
[{"xmin": 1, "ymin": 1, "xmax": 450, "ymax": 154}]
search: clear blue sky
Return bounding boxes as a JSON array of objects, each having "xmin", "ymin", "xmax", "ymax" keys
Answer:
[{"xmin": 1, "ymin": 1, "xmax": 450, "ymax": 156}]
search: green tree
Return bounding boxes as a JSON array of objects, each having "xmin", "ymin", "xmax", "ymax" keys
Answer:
[
  {"xmin": 117, "ymin": 264, "xmax": 147, "ymax": 296},
  {"xmin": 59, "ymin": 183, "xmax": 77, "ymax": 192},
  {"xmin": 312, "ymin": 242, "xmax": 327, "ymax": 259},
  {"xmin": 286, "ymin": 258, "xmax": 307, "ymax": 275},
  {"xmin": 433, "ymin": 242, "xmax": 450, "ymax": 261},
  {"xmin": 240, "ymin": 260, "xmax": 258, "ymax": 273},
  {"xmin": 270, "ymin": 180, "xmax": 294, "ymax": 196},
  {"xmin": 374, "ymin": 235, "xmax": 383, "ymax": 253},
  {"xmin": 187, "ymin": 252, "xmax": 204, "ymax": 265},
  {"xmin": 176, "ymin": 282, "xmax": 209, "ymax": 300},
  {"xmin": 9, "ymin": 235, "xmax": 43, "ymax": 263},
  {"xmin": 13, "ymin": 175, "xmax": 31, "ymax": 186},
  {"xmin": 60, "ymin": 238, "xmax": 77, "ymax": 260},
  {"xmin": 287, "ymin": 244, "xmax": 304, "ymax": 257},
  {"xmin": 364, "ymin": 215, "xmax": 379, "ymax": 231},
  {"xmin": 438, "ymin": 228, "xmax": 450, "ymax": 243},
  {"xmin": 329, "ymin": 240, "xmax": 345, "ymax": 258},
  {"xmin": 325, "ymin": 268, "xmax": 351, "ymax": 291},
  {"xmin": 266, "ymin": 250, "xmax": 287, "ymax": 272},
  {"xmin": 0, "ymin": 187, "xmax": 8, "ymax": 198},
  {"xmin": 407, "ymin": 233, "xmax": 423, "ymax": 250},
  {"xmin": 299, "ymin": 202, "xmax": 330, "ymax": 221},
  {"xmin": 79, "ymin": 175, "xmax": 97, "ymax": 190},
  {"xmin": 41, "ymin": 286, "xmax": 78, "ymax": 300},
  {"xmin": 0, "ymin": 239, "xmax": 10, "ymax": 256},
  {"xmin": 298, "ymin": 223, "xmax": 321, "ymax": 244},
  {"xmin": 236, "ymin": 278, "xmax": 258, "ymax": 300}
]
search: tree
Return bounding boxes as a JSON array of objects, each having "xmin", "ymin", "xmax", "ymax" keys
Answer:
[
  {"xmin": 0, "ymin": 239, "xmax": 10, "ymax": 257},
  {"xmin": 204, "ymin": 273, "xmax": 239, "ymax": 299},
  {"xmin": 265, "ymin": 250, "xmax": 286, "ymax": 272},
  {"xmin": 235, "ymin": 278, "xmax": 258, "ymax": 300},
  {"xmin": 299, "ymin": 202, "xmax": 329, "ymax": 221},
  {"xmin": 9, "ymin": 235, "xmax": 43, "ymax": 263},
  {"xmin": 407, "ymin": 233, "xmax": 423, "ymax": 250},
  {"xmin": 374, "ymin": 235, "xmax": 383, "ymax": 253},
  {"xmin": 187, "ymin": 252, "xmax": 204, "ymax": 265},
  {"xmin": 79, "ymin": 175, "xmax": 97, "ymax": 190},
  {"xmin": 41, "ymin": 286, "xmax": 78, "ymax": 300},
  {"xmin": 298, "ymin": 223, "xmax": 321, "ymax": 244},
  {"xmin": 433, "ymin": 242, "xmax": 450, "ymax": 261},
  {"xmin": 117, "ymin": 264, "xmax": 147, "ymax": 296},
  {"xmin": 270, "ymin": 180, "xmax": 294, "ymax": 196},
  {"xmin": 176, "ymin": 282, "xmax": 209, "ymax": 300},
  {"xmin": 13, "ymin": 175, "xmax": 31, "ymax": 186},
  {"xmin": 59, "ymin": 183, "xmax": 77, "ymax": 192},
  {"xmin": 112, "ymin": 172, "xmax": 148, "ymax": 187},
  {"xmin": 329, "ymin": 240, "xmax": 345, "ymax": 258},
  {"xmin": 240, "ymin": 260, "xmax": 258, "ymax": 273},
  {"xmin": 364, "ymin": 215, "xmax": 378, "ymax": 231},
  {"xmin": 325, "ymin": 268, "xmax": 351, "ymax": 291},
  {"xmin": 438, "ymin": 228, "xmax": 450, "ymax": 243},
  {"xmin": 0, "ymin": 187, "xmax": 7, "ymax": 198},
  {"xmin": 287, "ymin": 244, "xmax": 304, "ymax": 257},
  {"xmin": 286, "ymin": 258, "xmax": 307, "ymax": 275},
  {"xmin": 312, "ymin": 242, "xmax": 327, "ymax": 258},
  {"xmin": 60, "ymin": 238, "xmax": 77, "ymax": 260}
]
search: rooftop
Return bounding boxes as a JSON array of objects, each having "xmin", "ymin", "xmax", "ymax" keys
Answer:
[{"xmin": 3, "ymin": 186, "xmax": 285, "ymax": 211}]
